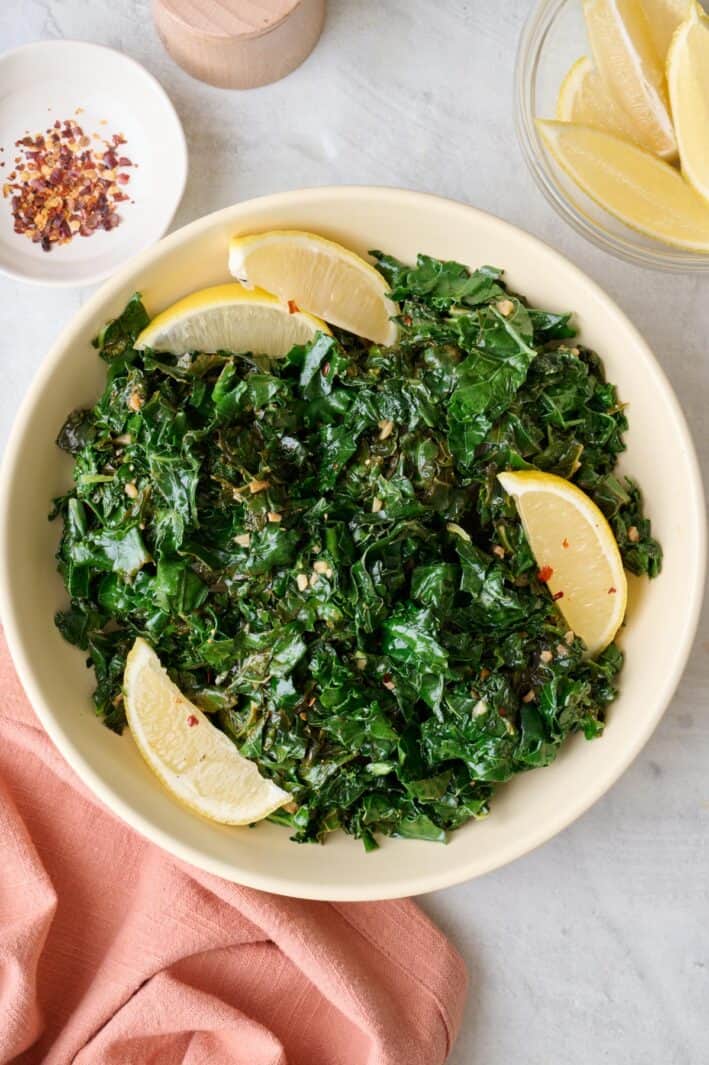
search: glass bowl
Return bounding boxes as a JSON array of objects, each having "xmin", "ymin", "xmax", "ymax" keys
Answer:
[{"xmin": 515, "ymin": 0, "xmax": 709, "ymax": 272}]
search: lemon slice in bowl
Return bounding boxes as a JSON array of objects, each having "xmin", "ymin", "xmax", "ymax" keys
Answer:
[
  {"xmin": 667, "ymin": 2, "xmax": 709, "ymax": 205},
  {"xmin": 583, "ymin": 0, "xmax": 677, "ymax": 159},
  {"xmin": 556, "ymin": 56, "xmax": 643, "ymax": 145},
  {"xmin": 134, "ymin": 283, "xmax": 329, "ymax": 356},
  {"xmin": 124, "ymin": 637, "xmax": 291, "ymax": 825},
  {"xmin": 537, "ymin": 120, "xmax": 709, "ymax": 251},
  {"xmin": 228, "ymin": 230, "xmax": 399, "ymax": 346},
  {"xmin": 642, "ymin": 0, "xmax": 693, "ymax": 59},
  {"xmin": 498, "ymin": 471, "xmax": 627, "ymax": 656}
]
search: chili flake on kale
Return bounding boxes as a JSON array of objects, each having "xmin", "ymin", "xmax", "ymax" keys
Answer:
[{"xmin": 51, "ymin": 252, "xmax": 661, "ymax": 849}]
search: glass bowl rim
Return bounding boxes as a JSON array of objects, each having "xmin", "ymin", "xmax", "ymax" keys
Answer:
[{"xmin": 514, "ymin": 0, "xmax": 709, "ymax": 274}]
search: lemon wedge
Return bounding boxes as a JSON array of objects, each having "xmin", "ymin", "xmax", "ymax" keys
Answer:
[
  {"xmin": 583, "ymin": 0, "xmax": 677, "ymax": 159},
  {"xmin": 124, "ymin": 637, "xmax": 291, "ymax": 825},
  {"xmin": 667, "ymin": 1, "xmax": 709, "ymax": 205},
  {"xmin": 537, "ymin": 120, "xmax": 709, "ymax": 251},
  {"xmin": 556, "ymin": 56, "xmax": 644, "ymax": 145},
  {"xmin": 134, "ymin": 283, "xmax": 329, "ymax": 357},
  {"xmin": 228, "ymin": 230, "xmax": 399, "ymax": 346},
  {"xmin": 498, "ymin": 470, "xmax": 627, "ymax": 656},
  {"xmin": 642, "ymin": 0, "xmax": 693, "ymax": 58}
]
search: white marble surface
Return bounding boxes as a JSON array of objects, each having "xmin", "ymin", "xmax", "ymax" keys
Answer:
[{"xmin": 1, "ymin": 2, "xmax": 707, "ymax": 1062}]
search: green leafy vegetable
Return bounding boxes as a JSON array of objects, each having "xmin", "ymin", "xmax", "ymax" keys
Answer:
[{"xmin": 51, "ymin": 253, "xmax": 661, "ymax": 848}]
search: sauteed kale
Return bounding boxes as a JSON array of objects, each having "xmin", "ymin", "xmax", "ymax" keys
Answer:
[{"xmin": 52, "ymin": 252, "xmax": 661, "ymax": 848}]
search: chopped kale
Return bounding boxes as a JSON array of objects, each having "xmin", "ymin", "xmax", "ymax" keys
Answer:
[{"xmin": 51, "ymin": 252, "xmax": 661, "ymax": 847}]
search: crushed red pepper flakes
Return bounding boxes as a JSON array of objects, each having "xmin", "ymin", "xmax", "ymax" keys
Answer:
[
  {"xmin": 608, "ymin": 586, "xmax": 617, "ymax": 595},
  {"xmin": 2, "ymin": 117, "xmax": 133, "ymax": 252},
  {"xmin": 537, "ymin": 565, "xmax": 554, "ymax": 582},
  {"xmin": 287, "ymin": 299, "xmax": 299, "ymax": 314},
  {"xmin": 552, "ymin": 590, "xmax": 564, "ymax": 601},
  {"xmin": 186, "ymin": 714, "xmax": 199, "ymax": 727},
  {"xmin": 562, "ymin": 537, "xmax": 570, "ymax": 549}
]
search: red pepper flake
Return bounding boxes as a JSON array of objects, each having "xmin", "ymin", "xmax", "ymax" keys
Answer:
[
  {"xmin": 562, "ymin": 538, "xmax": 570, "ymax": 549},
  {"xmin": 537, "ymin": 565, "xmax": 554, "ymax": 582},
  {"xmin": 552, "ymin": 590, "xmax": 564, "ymax": 601},
  {"xmin": 322, "ymin": 362, "xmax": 331, "ymax": 375},
  {"xmin": 608, "ymin": 586, "xmax": 617, "ymax": 595},
  {"xmin": 186, "ymin": 714, "xmax": 199, "ymax": 727},
  {"xmin": 403, "ymin": 314, "xmax": 413, "ymax": 326},
  {"xmin": 498, "ymin": 706, "xmax": 507, "ymax": 717},
  {"xmin": 287, "ymin": 299, "xmax": 299, "ymax": 314},
  {"xmin": 2, "ymin": 117, "xmax": 134, "ymax": 251}
]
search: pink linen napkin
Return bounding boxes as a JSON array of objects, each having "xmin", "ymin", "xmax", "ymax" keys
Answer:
[{"xmin": 0, "ymin": 635, "xmax": 467, "ymax": 1065}]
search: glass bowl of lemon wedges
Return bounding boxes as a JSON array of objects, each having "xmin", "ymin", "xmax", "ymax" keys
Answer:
[{"xmin": 516, "ymin": 0, "xmax": 709, "ymax": 271}]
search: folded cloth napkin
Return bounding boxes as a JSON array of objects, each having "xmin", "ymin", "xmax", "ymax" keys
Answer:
[{"xmin": 0, "ymin": 636, "xmax": 467, "ymax": 1065}]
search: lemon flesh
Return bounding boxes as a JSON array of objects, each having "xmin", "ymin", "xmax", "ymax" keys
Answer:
[
  {"xmin": 498, "ymin": 471, "xmax": 627, "ymax": 656},
  {"xmin": 583, "ymin": 0, "xmax": 677, "ymax": 159},
  {"xmin": 556, "ymin": 56, "xmax": 645, "ymax": 146},
  {"xmin": 537, "ymin": 120, "xmax": 709, "ymax": 251},
  {"xmin": 229, "ymin": 230, "xmax": 399, "ymax": 346},
  {"xmin": 135, "ymin": 283, "xmax": 329, "ymax": 357},
  {"xmin": 124, "ymin": 637, "xmax": 291, "ymax": 825},
  {"xmin": 641, "ymin": 0, "xmax": 693, "ymax": 58},
  {"xmin": 667, "ymin": 2, "xmax": 709, "ymax": 205}
]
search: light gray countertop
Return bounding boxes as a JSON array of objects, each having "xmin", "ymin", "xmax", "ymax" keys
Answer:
[{"xmin": 1, "ymin": 2, "xmax": 707, "ymax": 1062}]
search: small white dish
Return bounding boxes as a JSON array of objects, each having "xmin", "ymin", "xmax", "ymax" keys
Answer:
[{"xmin": 0, "ymin": 40, "xmax": 187, "ymax": 286}]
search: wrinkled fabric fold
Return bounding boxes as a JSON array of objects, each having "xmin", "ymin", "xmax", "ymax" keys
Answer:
[{"xmin": 0, "ymin": 636, "xmax": 467, "ymax": 1065}]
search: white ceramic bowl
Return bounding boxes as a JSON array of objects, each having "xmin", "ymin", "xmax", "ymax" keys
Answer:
[
  {"xmin": 0, "ymin": 188, "xmax": 704, "ymax": 900},
  {"xmin": 0, "ymin": 41, "xmax": 187, "ymax": 286}
]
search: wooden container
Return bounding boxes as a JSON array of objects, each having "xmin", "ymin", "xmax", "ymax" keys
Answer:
[{"xmin": 153, "ymin": 0, "xmax": 326, "ymax": 90}]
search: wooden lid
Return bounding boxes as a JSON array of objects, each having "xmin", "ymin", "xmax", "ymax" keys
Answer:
[
  {"xmin": 158, "ymin": 0, "xmax": 302, "ymax": 40},
  {"xmin": 154, "ymin": 0, "xmax": 326, "ymax": 89},
  {"xmin": 153, "ymin": 0, "xmax": 323, "ymax": 87}
]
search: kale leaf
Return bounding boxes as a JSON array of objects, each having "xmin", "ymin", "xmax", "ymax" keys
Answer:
[{"xmin": 52, "ymin": 261, "xmax": 661, "ymax": 847}]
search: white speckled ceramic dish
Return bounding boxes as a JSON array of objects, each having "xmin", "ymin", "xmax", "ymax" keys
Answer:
[{"xmin": 0, "ymin": 188, "xmax": 704, "ymax": 899}]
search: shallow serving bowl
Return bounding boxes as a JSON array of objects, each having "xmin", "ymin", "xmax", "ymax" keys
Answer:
[{"xmin": 0, "ymin": 188, "xmax": 704, "ymax": 901}]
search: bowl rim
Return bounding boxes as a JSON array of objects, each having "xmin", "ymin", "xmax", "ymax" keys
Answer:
[
  {"xmin": 0, "ymin": 39, "xmax": 188, "ymax": 288},
  {"xmin": 0, "ymin": 186, "xmax": 705, "ymax": 900},
  {"xmin": 514, "ymin": 0, "xmax": 709, "ymax": 274}
]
